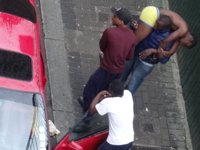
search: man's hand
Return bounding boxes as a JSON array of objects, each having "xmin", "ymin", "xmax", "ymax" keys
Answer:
[
  {"xmin": 98, "ymin": 90, "xmax": 112, "ymax": 100},
  {"xmin": 89, "ymin": 90, "xmax": 112, "ymax": 114},
  {"xmin": 139, "ymin": 48, "xmax": 156, "ymax": 60},
  {"xmin": 157, "ymin": 48, "xmax": 166, "ymax": 59}
]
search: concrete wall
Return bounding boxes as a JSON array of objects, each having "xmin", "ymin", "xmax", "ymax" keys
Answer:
[{"xmin": 168, "ymin": 0, "xmax": 200, "ymax": 149}]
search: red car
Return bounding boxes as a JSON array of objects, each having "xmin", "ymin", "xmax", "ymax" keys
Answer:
[
  {"xmin": 55, "ymin": 129, "xmax": 108, "ymax": 150},
  {"xmin": 54, "ymin": 115, "xmax": 108, "ymax": 150},
  {"xmin": 0, "ymin": 1, "xmax": 109, "ymax": 150},
  {"xmin": 0, "ymin": 0, "xmax": 48, "ymax": 149},
  {"xmin": 54, "ymin": 114, "xmax": 108, "ymax": 150}
]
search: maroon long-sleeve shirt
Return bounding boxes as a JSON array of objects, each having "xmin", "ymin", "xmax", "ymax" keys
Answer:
[{"xmin": 99, "ymin": 26, "xmax": 136, "ymax": 74}]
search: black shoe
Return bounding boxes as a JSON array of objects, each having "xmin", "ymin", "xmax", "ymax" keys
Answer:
[{"xmin": 77, "ymin": 96, "xmax": 84, "ymax": 107}]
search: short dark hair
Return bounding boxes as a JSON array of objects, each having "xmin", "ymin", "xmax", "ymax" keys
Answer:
[
  {"xmin": 108, "ymin": 79, "xmax": 124, "ymax": 97},
  {"xmin": 157, "ymin": 15, "xmax": 172, "ymax": 29},
  {"xmin": 111, "ymin": 7, "xmax": 132, "ymax": 25}
]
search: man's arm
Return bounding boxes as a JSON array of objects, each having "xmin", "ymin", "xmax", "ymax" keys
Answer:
[
  {"xmin": 158, "ymin": 40, "xmax": 180, "ymax": 58},
  {"xmin": 139, "ymin": 40, "xmax": 180, "ymax": 60},
  {"xmin": 89, "ymin": 90, "xmax": 111, "ymax": 114},
  {"xmin": 160, "ymin": 8, "xmax": 188, "ymax": 43},
  {"xmin": 139, "ymin": 48, "xmax": 157, "ymax": 60},
  {"xmin": 99, "ymin": 29, "xmax": 108, "ymax": 52}
]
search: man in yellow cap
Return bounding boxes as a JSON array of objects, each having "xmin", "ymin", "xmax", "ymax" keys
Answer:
[{"xmin": 135, "ymin": 6, "xmax": 196, "ymax": 49}]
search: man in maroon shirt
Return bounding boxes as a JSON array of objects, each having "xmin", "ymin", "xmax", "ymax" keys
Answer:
[{"xmin": 80, "ymin": 7, "xmax": 137, "ymax": 113}]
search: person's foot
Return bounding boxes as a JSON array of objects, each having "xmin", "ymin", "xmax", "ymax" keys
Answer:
[{"xmin": 77, "ymin": 96, "xmax": 84, "ymax": 107}]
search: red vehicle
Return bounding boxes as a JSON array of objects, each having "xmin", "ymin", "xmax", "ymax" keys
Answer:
[
  {"xmin": 54, "ymin": 114, "xmax": 108, "ymax": 150},
  {"xmin": 0, "ymin": 0, "xmax": 48, "ymax": 149},
  {"xmin": 0, "ymin": 0, "xmax": 109, "ymax": 150}
]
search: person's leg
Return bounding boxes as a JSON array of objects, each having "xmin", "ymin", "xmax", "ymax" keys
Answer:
[
  {"xmin": 122, "ymin": 142, "xmax": 133, "ymax": 150},
  {"xmin": 82, "ymin": 69, "xmax": 99, "ymax": 113},
  {"xmin": 74, "ymin": 68, "xmax": 121, "ymax": 133},
  {"xmin": 98, "ymin": 141, "xmax": 133, "ymax": 150},
  {"xmin": 83, "ymin": 67, "xmax": 120, "ymax": 112},
  {"xmin": 128, "ymin": 58, "xmax": 154, "ymax": 95},
  {"xmin": 120, "ymin": 59, "xmax": 135, "ymax": 82},
  {"xmin": 97, "ymin": 141, "xmax": 111, "ymax": 150}
]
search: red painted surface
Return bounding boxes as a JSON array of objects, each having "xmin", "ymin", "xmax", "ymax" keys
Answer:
[
  {"xmin": 1, "ymin": 1, "xmax": 108, "ymax": 149},
  {"xmin": 54, "ymin": 130, "xmax": 108, "ymax": 150},
  {"xmin": 0, "ymin": 0, "xmax": 46, "ymax": 93}
]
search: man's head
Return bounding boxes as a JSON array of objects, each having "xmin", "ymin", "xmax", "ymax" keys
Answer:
[
  {"xmin": 111, "ymin": 7, "xmax": 132, "ymax": 26},
  {"xmin": 108, "ymin": 79, "xmax": 124, "ymax": 97},
  {"xmin": 129, "ymin": 15, "xmax": 139, "ymax": 30},
  {"xmin": 180, "ymin": 32, "xmax": 197, "ymax": 48},
  {"xmin": 155, "ymin": 15, "xmax": 172, "ymax": 30}
]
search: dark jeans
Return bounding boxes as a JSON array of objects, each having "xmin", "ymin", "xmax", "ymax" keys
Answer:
[
  {"xmin": 98, "ymin": 141, "xmax": 133, "ymax": 150},
  {"xmin": 120, "ymin": 59, "xmax": 135, "ymax": 83},
  {"xmin": 83, "ymin": 67, "xmax": 121, "ymax": 112}
]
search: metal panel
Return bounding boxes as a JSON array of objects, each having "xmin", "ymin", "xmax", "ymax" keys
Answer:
[{"xmin": 169, "ymin": 0, "xmax": 200, "ymax": 149}]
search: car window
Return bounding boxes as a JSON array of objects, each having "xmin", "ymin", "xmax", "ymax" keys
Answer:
[
  {"xmin": 26, "ymin": 94, "xmax": 48, "ymax": 150},
  {"xmin": 0, "ymin": 49, "xmax": 32, "ymax": 81},
  {"xmin": 69, "ymin": 114, "xmax": 108, "ymax": 141},
  {"xmin": 0, "ymin": 0, "xmax": 36, "ymax": 23},
  {"xmin": 0, "ymin": 89, "xmax": 48, "ymax": 150},
  {"xmin": 0, "ymin": 99, "xmax": 34, "ymax": 150}
]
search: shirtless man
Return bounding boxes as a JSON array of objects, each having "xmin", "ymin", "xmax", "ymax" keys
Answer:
[{"xmin": 135, "ymin": 6, "xmax": 196, "ymax": 49}]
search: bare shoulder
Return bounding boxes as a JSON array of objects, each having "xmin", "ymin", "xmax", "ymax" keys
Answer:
[{"xmin": 160, "ymin": 8, "xmax": 188, "ymax": 32}]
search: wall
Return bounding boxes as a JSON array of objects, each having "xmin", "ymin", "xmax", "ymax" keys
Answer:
[{"xmin": 168, "ymin": 0, "xmax": 200, "ymax": 149}]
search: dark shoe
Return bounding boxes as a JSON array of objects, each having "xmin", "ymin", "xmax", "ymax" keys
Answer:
[{"xmin": 77, "ymin": 96, "xmax": 84, "ymax": 107}]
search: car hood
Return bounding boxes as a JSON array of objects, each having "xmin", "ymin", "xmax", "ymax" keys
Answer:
[{"xmin": 0, "ymin": 12, "xmax": 41, "ymax": 92}]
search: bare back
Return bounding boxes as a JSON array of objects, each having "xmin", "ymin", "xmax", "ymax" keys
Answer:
[{"xmin": 159, "ymin": 8, "xmax": 188, "ymax": 42}]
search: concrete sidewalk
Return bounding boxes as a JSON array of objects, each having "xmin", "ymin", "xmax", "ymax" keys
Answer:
[{"xmin": 39, "ymin": 0, "xmax": 192, "ymax": 149}]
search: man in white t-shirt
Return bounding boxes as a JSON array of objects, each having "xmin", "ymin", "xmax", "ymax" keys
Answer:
[{"xmin": 90, "ymin": 79, "xmax": 134, "ymax": 150}]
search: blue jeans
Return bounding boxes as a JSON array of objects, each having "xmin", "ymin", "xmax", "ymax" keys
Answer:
[
  {"xmin": 128, "ymin": 57, "xmax": 154, "ymax": 95},
  {"xmin": 98, "ymin": 141, "xmax": 133, "ymax": 150}
]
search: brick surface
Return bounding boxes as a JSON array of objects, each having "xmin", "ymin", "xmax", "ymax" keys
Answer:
[{"xmin": 39, "ymin": 0, "xmax": 192, "ymax": 149}]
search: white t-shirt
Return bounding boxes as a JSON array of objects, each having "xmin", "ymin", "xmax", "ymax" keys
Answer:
[{"xmin": 95, "ymin": 90, "xmax": 134, "ymax": 145}]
